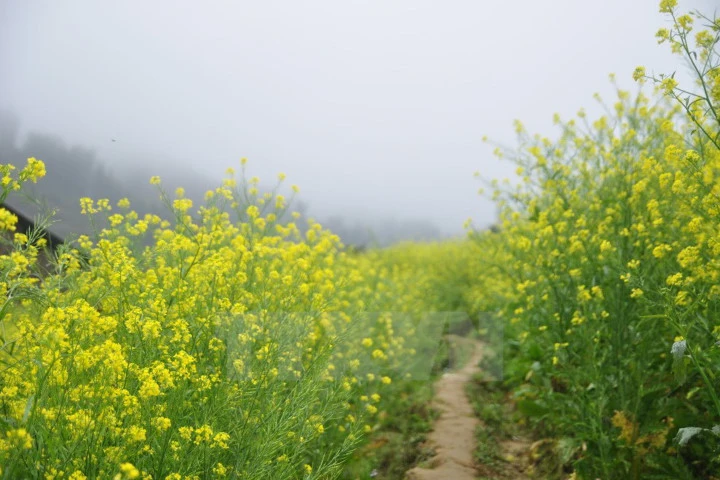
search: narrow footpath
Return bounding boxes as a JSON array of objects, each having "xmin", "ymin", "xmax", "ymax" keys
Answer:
[{"xmin": 405, "ymin": 337, "xmax": 484, "ymax": 480}]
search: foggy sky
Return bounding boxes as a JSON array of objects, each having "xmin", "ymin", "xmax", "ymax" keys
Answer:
[{"xmin": 1, "ymin": 0, "xmax": 715, "ymax": 235}]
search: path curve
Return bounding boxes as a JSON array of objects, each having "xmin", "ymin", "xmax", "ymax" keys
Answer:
[{"xmin": 405, "ymin": 337, "xmax": 483, "ymax": 480}]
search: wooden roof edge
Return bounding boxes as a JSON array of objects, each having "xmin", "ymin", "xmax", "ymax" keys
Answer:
[{"xmin": 0, "ymin": 202, "xmax": 66, "ymax": 249}]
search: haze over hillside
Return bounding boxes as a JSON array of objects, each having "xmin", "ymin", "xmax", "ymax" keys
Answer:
[
  {"xmin": 2, "ymin": 0, "xmax": 715, "ymax": 242},
  {"xmin": 0, "ymin": 111, "xmax": 449, "ymax": 246}
]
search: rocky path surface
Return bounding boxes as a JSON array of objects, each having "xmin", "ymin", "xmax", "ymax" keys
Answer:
[{"xmin": 405, "ymin": 337, "xmax": 483, "ymax": 480}]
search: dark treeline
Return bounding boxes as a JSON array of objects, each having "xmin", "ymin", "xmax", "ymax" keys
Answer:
[
  {"xmin": 0, "ymin": 110, "xmax": 446, "ymax": 247},
  {"xmin": 0, "ymin": 111, "xmax": 169, "ymax": 240}
]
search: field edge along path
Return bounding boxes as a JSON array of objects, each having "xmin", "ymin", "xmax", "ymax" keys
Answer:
[{"xmin": 406, "ymin": 335, "xmax": 483, "ymax": 480}]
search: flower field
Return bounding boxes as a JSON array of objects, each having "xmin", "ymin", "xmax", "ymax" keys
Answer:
[
  {"xmin": 1, "ymin": 2, "xmax": 720, "ymax": 479},
  {"xmin": 465, "ymin": 3, "xmax": 720, "ymax": 478},
  {"xmin": 0, "ymin": 158, "xmax": 481, "ymax": 479}
]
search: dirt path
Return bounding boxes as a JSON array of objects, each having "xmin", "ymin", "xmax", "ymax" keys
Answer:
[{"xmin": 405, "ymin": 336, "xmax": 484, "ymax": 480}]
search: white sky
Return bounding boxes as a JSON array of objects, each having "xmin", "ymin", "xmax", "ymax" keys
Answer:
[{"xmin": 0, "ymin": 0, "xmax": 715, "ymax": 234}]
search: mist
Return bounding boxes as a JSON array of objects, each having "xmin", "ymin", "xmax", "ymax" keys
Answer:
[{"xmin": 1, "ymin": 0, "xmax": 715, "ymax": 244}]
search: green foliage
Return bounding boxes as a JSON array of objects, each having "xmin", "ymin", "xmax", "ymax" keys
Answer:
[
  {"xmin": 0, "ymin": 161, "xmax": 476, "ymax": 479},
  {"xmin": 467, "ymin": 3, "xmax": 720, "ymax": 478}
]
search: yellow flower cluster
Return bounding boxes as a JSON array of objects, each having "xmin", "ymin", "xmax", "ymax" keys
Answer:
[
  {"xmin": 466, "ymin": 3, "xmax": 720, "ymax": 476},
  {"xmin": 0, "ymin": 159, "xmax": 466, "ymax": 478}
]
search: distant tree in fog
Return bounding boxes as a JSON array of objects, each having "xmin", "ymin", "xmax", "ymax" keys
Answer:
[{"xmin": 0, "ymin": 110, "xmax": 446, "ymax": 247}]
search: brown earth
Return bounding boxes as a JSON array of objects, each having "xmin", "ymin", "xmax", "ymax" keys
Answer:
[{"xmin": 405, "ymin": 337, "xmax": 484, "ymax": 480}]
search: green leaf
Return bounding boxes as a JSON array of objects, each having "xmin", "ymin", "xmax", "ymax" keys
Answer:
[{"xmin": 517, "ymin": 399, "xmax": 549, "ymax": 418}]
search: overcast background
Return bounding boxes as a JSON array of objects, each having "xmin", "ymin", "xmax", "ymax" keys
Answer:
[{"xmin": 0, "ymin": 0, "xmax": 716, "ymax": 242}]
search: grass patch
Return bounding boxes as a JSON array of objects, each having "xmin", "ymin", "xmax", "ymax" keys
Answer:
[
  {"xmin": 341, "ymin": 339, "xmax": 454, "ymax": 479},
  {"xmin": 341, "ymin": 380, "xmax": 437, "ymax": 479},
  {"xmin": 467, "ymin": 372, "xmax": 525, "ymax": 478}
]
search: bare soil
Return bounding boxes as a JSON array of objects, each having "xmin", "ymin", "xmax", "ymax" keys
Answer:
[{"xmin": 405, "ymin": 337, "xmax": 484, "ymax": 480}]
